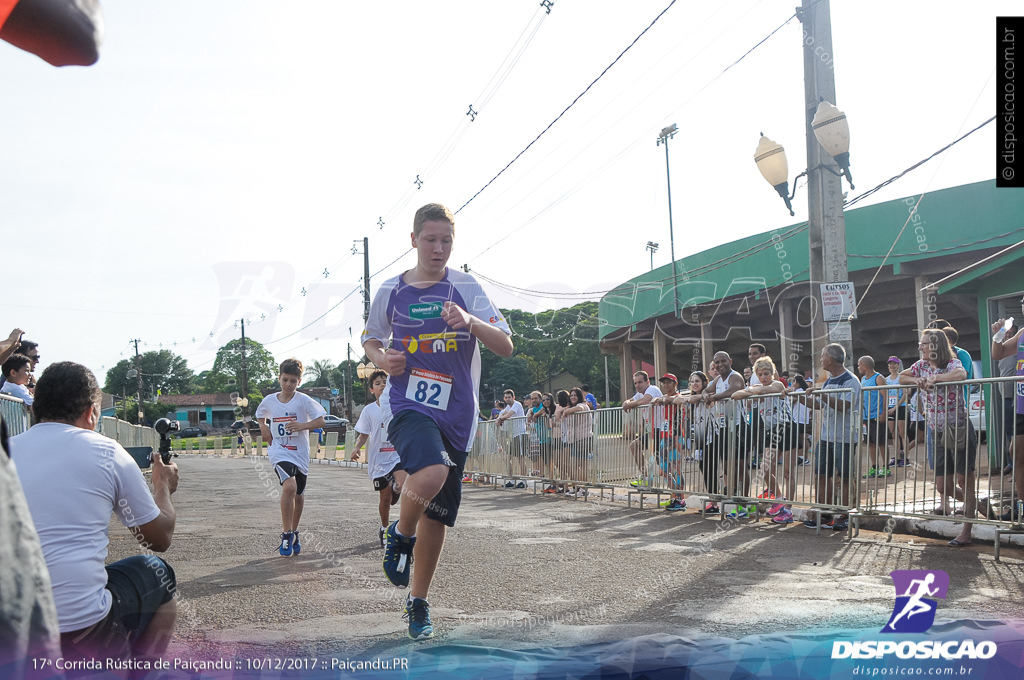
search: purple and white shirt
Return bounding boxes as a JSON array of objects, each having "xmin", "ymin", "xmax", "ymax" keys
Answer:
[{"xmin": 362, "ymin": 268, "xmax": 511, "ymax": 453}]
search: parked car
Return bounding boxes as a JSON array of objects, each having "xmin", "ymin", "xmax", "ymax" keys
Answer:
[
  {"xmin": 229, "ymin": 419, "xmax": 260, "ymax": 432},
  {"xmin": 321, "ymin": 414, "xmax": 349, "ymax": 437},
  {"xmin": 177, "ymin": 426, "xmax": 208, "ymax": 438},
  {"xmin": 968, "ymin": 384, "xmax": 986, "ymax": 442}
]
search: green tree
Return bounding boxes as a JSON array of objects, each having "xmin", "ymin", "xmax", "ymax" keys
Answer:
[
  {"xmin": 211, "ymin": 338, "xmax": 278, "ymax": 392},
  {"xmin": 304, "ymin": 359, "xmax": 337, "ymax": 387},
  {"xmin": 478, "ymin": 301, "xmax": 620, "ymax": 405},
  {"xmin": 104, "ymin": 350, "xmax": 195, "ymax": 399}
]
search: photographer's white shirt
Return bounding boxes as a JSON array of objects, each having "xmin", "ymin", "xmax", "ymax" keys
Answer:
[
  {"xmin": 256, "ymin": 392, "xmax": 327, "ymax": 475},
  {"xmin": 11, "ymin": 423, "xmax": 160, "ymax": 632}
]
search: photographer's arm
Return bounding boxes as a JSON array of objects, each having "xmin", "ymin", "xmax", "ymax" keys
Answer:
[{"xmin": 131, "ymin": 455, "xmax": 177, "ymax": 552}]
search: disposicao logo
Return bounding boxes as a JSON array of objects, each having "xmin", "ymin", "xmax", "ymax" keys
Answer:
[
  {"xmin": 831, "ymin": 570, "xmax": 997, "ymax": 661},
  {"xmin": 882, "ymin": 569, "xmax": 948, "ymax": 634}
]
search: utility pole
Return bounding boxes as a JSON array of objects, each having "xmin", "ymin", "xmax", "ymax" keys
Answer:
[
  {"xmin": 345, "ymin": 344, "xmax": 353, "ymax": 421},
  {"xmin": 657, "ymin": 125, "xmax": 681, "ymax": 319},
  {"xmin": 131, "ymin": 339, "xmax": 143, "ymax": 424},
  {"xmin": 363, "ymin": 237, "xmax": 371, "ymax": 323},
  {"xmin": 800, "ymin": 0, "xmax": 852, "ymax": 367},
  {"xmin": 240, "ymin": 319, "xmax": 249, "ymax": 420}
]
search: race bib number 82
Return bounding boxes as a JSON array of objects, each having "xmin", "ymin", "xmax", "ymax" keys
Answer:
[{"xmin": 406, "ymin": 368, "xmax": 453, "ymax": 410}]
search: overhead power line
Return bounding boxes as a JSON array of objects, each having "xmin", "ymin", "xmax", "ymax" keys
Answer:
[{"xmin": 454, "ymin": 0, "xmax": 682, "ymax": 215}]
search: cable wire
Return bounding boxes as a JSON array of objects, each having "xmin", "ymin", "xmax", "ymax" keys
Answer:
[{"xmin": 454, "ymin": 0, "xmax": 681, "ymax": 215}]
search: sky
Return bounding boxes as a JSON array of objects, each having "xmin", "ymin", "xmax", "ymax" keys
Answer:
[{"xmin": 1, "ymin": 0, "xmax": 1013, "ymax": 387}]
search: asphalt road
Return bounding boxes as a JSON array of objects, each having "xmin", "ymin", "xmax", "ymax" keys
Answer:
[{"xmin": 106, "ymin": 455, "xmax": 1024, "ymax": 662}]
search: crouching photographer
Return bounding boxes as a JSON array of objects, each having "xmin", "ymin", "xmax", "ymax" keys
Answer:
[{"xmin": 10, "ymin": 362, "xmax": 179, "ymax": 665}]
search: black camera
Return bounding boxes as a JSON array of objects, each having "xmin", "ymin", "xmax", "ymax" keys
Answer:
[{"xmin": 154, "ymin": 418, "xmax": 179, "ymax": 465}]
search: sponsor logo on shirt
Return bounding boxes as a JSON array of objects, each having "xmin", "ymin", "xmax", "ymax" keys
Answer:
[
  {"xmin": 409, "ymin": 302, "xmax": 443, "ymax": 319},
  {"xmin": 400, "ymin": 332, "xmax": 460, "ymax": 354}
]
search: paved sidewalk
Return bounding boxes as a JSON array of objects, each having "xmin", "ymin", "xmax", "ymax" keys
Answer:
[{"xmin": 111, "ymin": 456, "xmax": 1024, "ymax": 661}]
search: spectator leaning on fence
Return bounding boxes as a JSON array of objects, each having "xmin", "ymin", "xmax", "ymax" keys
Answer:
[
  {"xmin": 900, "ymin": 329, "xmax": 976, "ymax": 547},
  {"xmin": 732, "ymin": 356, "xmax": 798, "ymax": 524},
  {"xmin": 703, "ymin": 352, "xmax": 749, "ymax": 508},
  {"xmin": 497, "ymin": 389, "xmax": 529, "ymax": 486},
  {"xmin": 1, "ymin": 354, "xmax": 34, "ymax": 405},
  {"xmin": 798, "ymin": 343, "xmax": 861, "ymax": 533},
  {"xmin": 11, "ymin": 361, "xmax": 180, "ymax": 664},
  {"xmin": 677, "ymin": 371, "xmax": 721, "ymax": 514},
  {"xmin": 652, "ymin": 374, "xmax": 686, "ymax": 511},
  {"xmin": 623, "ymin": 371, "xmax": 662, "ymax": 487}
]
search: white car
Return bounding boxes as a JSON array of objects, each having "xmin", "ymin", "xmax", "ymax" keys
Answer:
[{"xmin": 967, "ymin": 384, "xmax": 986, "ymax": 440}]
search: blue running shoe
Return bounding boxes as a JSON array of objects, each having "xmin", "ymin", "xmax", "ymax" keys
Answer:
[
  {"xmin": 727, "ymin": 507, "xmax": 748, "ymax": 519},
  {"xmin": 279, "ymin": 531, "xmax": 293, "ymax": 557},
  {"xmin": 404, "ymin": 596, "xmax": 434, "ymax": 640},
  {"xmin": 291, "ymin": 530, "xmax": 301, "ymax": 555},
  {"xmin": 383, "ymin": 521, "xmax": 415, "ymax": 587}
]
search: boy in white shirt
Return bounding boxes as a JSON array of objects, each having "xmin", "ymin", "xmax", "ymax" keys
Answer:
[
  {"xmin": 353, "ymin": 370, "xmax": 405, "ymax": 547},
  {"xmin": 256, "ymin": 358, "xmax": 326, "ymax": 557},
  {"xmin": 1, "ymin": 353, "xmax": 34, "ymax": 405}
]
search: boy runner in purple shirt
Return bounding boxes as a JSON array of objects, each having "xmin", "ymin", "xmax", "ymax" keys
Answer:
[{"xmin": 362, "ymin": 203, "xmax": 513, "ymax": 639}]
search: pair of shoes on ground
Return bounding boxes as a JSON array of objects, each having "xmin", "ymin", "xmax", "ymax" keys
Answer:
[
  {"xmin": 888, "ymin": 456, "xmax": 908, "ymax": 467},
  {"xmin": 662, "ymin": 498, "xmax": 686, "ymax": 511},
  {"xmin": 864, "ymin": 466, "xmax": 892, "ymax": 478},
  {"xmin": 278, "ymin": 530, "xmax": 301, "ymax": 557},
  {"xmin": 727, "ymin": 505, "xmax": 758, "ymax": 519},
  {"xmin": 504, "ymin": 480, "xmax": 527, "ymax": 489},
  {"xmin": 542, "ymin": 484, "xmax": 559, "ymax": 494},
  {"xmin": 801, "ymin": 514, "xmax": 848, "ymax": 531},
  {"xmin": 703, "ymin": 503, "xmax": 720, "ymax": 515},
  {"xmin": 567, "ymin": 487, "xmax": 588, "ymax": 498}
]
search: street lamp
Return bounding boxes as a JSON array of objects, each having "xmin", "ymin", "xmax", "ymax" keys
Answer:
[
  {"xmin": 645, "ymin": 241, "xmax": 659, "ymax": 271},
  {"xmin": 355, "ymin": 361, "xmax": 378, "ymax": 379},
  {"xmin": 754, "ymin": 101, "xmax": 855, "ymax": 216},
  {"xmin": 656, "ymin": 123, "xmax": 681, "ymax": 318},
  {"xmin": 752, "ymin": 0, "xmax": 854, "ymax": 367}
]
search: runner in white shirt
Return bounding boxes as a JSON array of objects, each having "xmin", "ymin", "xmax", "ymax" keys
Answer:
[
  {"xmin": 353, "ymin": 370, "xmax": 405, "ymax": 548},
  {"xmin": 256, "ymin": 358, "xmax": 327, "ymax": 558},
  {"xmin": 623, "ymin": 371, "xmax": 663, "ymax": 486}
]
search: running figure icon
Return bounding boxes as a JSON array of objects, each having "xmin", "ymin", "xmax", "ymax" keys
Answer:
[{"xmin": 882, "ymin": 570, "xmax": 949, "ymax": 634}]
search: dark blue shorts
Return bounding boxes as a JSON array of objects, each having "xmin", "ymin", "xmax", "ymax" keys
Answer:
[
  {"xmin": 388, "ymin": 410, "xmax": 468, "ymax": 527},
  {"xmin": 814, "ymin": 440, "xmax": 853, "ymax": 478},
  {"xmin": 60, "ymin": 555, "xmax": 176, "ymax": 662}
]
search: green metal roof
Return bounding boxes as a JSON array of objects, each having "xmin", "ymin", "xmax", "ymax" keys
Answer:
[{"xmin": 599, "ymin": 180, "xmax": 1024, "ymax": 339}]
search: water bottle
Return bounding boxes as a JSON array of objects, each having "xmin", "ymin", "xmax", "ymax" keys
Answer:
[{"xmin": 994, "ymin": 317, "xmax": 1014, "ymax": 343}]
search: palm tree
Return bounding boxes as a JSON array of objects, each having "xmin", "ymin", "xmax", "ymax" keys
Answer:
[{"xmin": 304, "ymin": 359, "xmax": 337, "ymax": 386}]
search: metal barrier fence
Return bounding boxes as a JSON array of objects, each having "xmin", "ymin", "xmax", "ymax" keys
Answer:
[
  {"xmin": 99, "ymin": 416, "xmax": 158, "ymax": 449},
  {"xmin": 856, "ymin": 377, "xmax": 1020, "ymax": 526},
  {"xmin": 0, "ymin": 393, "xmax": 30, "ymax": 436},
  {"xmin": 464, "ymin": 376, "xmax": 1024, "ymax": 538}
]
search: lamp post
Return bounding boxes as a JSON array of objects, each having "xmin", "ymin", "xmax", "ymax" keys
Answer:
[
  {"xmin": 656, "ymin": 124, "xmax": 681, "ymax": 319},
  {"xmin": 645, "ymin": 241, "xmax": 659, "ymax": 271},
  {"xmin": 753, "ymin": 0, "xmax": 854, "ymax": 367}
]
